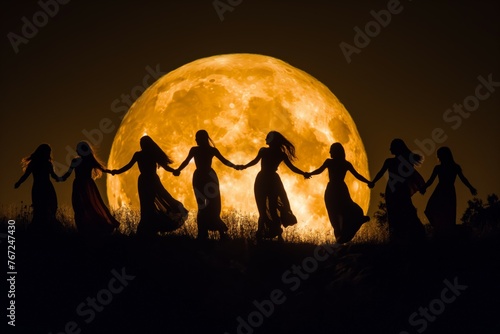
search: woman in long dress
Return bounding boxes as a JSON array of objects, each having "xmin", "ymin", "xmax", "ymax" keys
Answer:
[
  {"xmin": 240, "ymin": 131, "xmax": 307, "ymax": 241},
  {"xmin": 14, "ymin": 144, "xmax": 61, "ymax": 232},
  {"xmin": 174, "ymin": 130, "xmax": 238, "ymax": 240},
  {"xmin": 62, "ymin": 141, "xmax": 119, "ymax": 235},
  {"xmin": 111, "ymin": 136, "xmax": 188, "ymax": 236},
  {"xmin": 306, "ymin": 143, "xmax": 370, "ymax": 243},
  {"xmin": 423, "ymin": 146, "xmax": 477, "ymax": 239},
  {"xmin": 370, "ymin": 138, "xmax": 426, "ymax": 244}
]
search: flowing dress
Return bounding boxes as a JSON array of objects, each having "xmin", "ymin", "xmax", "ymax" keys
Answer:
[
  {"xmin": 71, "ymin": 158, "xmax": 119, "ymax": 235},
  {"xmin": 191, "ymin": 147, "xmax": 229, "ymax": 238},
  {"xmin": 424, "ymin": 164, "xmax": 460, "ymax": 236},
  {"xmin": 254, "ymin": 149, "xmax": 297, "ymax": 238},
  {"xmin": 29, "ymin": 161, "xmax": 59, "ymax": 232},
  {"xmin": 324, "ymin": 160, "xmax": 368, "ymax": 243},
  {"xmin": 135, "ymin": 152, "xmax": 188, "ymax": 236},
  {"xmin": 384, "ymin": 157, "xmax": 425, "ymax": 244}
]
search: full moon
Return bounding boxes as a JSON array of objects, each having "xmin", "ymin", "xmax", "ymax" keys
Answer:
[{"xmin": 107, "ymin": 54, "xmax": 369, "ymax": 242}]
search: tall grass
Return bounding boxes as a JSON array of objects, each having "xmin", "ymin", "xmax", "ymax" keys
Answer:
[{"xmin": 0, "ymin": 204, "xmax": 393, "ymax": 245}]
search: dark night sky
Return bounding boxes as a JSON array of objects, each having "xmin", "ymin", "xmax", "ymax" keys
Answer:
[{"xmin": 2, "ymin": 0, "xmax": 499, "ymax": 221}]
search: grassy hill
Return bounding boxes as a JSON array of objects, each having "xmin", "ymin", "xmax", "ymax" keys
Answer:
[{"xmin": 2, "ymin": 206, "xmax": 500, "ymax": 334}]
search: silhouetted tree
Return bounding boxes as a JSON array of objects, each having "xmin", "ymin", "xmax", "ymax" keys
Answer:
[
  {"xmin": 461, "ymin": 193, "xmax": 500, "ymax": 228},
  {"xmin": 373, "ymin": 192, "xmax": 388, "ymax": 226}
]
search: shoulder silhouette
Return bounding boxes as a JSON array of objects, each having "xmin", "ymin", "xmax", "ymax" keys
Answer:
[
  {"xmin": 14, "ymin": 143, "xmax": 62, "ymax": 233},
  {"xmin": 112, "ymin": 135, "xmax": 188, "ymax": 237},
  {"xmin": 240, "ymin": 131, "xmax": 307, "ymax": 241},
  {"xmin": 306, "ymin": 143, "xmax": 370, "ymax": 243},
  {"xmin": 62, "ymin": 141, "xmax": 119, "ymax": 236},
  {"xmin": 423, "ymin": 146, "xmax": 477, "ymax": 240},
  {"xmin": 370, "ymin": 138, "xmax": 425, "ymax": 244},
  {"xmin": 175, "ymin": 130, "xmax": 237, "ymax": 241}
]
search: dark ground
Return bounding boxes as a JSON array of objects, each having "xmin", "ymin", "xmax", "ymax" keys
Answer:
[{"xmin": 5, "ymin": 226, "xmax": 500, "ymax": 334}]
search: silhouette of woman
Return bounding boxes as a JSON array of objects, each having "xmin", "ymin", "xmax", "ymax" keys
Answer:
[
  {"xmin": 423, "ymin": 146, "xmax": 477, "ymax": 239},
  {"xmin": 14, "ymin": 144, "xmax": 61, "ymax": 232},
  {"xmin": 305, "ymin": 143, "xmax": 370, "ymax": 243},
  {"xmin": 370, "ymin": 139, "xmax": 425, "ymax": 244},
  {"xmin": 61, "ymin": 141, "xmax": 119, "ymax": 235},
  {"xmin": 111, "ymin": 136, "xmax": 188, "ymax": 236},
  {"xmin": 174, "ymin": 130, "xmax": 238, "ymax": 240},
  {"xmin": 240, "ymin": 131, "xmax": 307, "ymax": 241}
]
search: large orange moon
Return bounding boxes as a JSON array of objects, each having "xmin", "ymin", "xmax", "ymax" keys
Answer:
[{"xmin": 107, "ymin": 54, "xmax": 369, "ymax": 242}]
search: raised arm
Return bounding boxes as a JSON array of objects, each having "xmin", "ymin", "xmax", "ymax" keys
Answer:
[
  {"xmin": 241, "ymin": 148, "xmax": 263, "ymax": 169},
  {"xmin": 213, "ymin": 148, "xmax": 236, "ymax": 169},
  {"xmin": 112, "ymin": 152, "xmax": 139, "ymax": 175},
  {"xmin": 60, "ymin": 158, "xmax": 79, "ymax": 181},
  {"xmin": 424, "ymin": 166, "xmax": 439, "ymax": 189},
  {"xmin": 347, "ymin": 162, "xmax": 370, "ymax": 184},
  {"xmin": 307, "ymin": 160, "xmax": 328, "ymax": 176},
  {"xmin": 174, "ymin": 147, "xmax": 195, "ymax": 175},
  {"xmin": 370, "ymin": 159, "xmax": 390, "ymax": 188},
  {"xmin": 457, "ymin": 165, "xmax": 477, "ymax": 195},
  {"xmin": 14, "ymin": 165, "xmax": 32, "ymax": 188},
  {"xmin": 161, "ymin": 164, "xmax": 175, "ymax": 173},
  {"xmin": 49, "ymin": 163, "xmax": 63, "ymax": 182},
  {"xmin": 283, "ymin": 156, "xmax": 306, "ymax": 176}
]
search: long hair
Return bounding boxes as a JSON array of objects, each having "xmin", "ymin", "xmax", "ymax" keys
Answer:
[
  {"xmin": 390, "ymin": 138, "xmax": 423, "ymax": 166},
  {"xmin": 76, "ymin": 141, "xmax": 106, "ymax": 179},
  {"xmin": 330, "ymin": 143, "xmax": 346, "ymax": 161},
  {"xmin": 21, "ymin": 143, "xmax": 52, "ymax": 171},
  {"xmin": 437, "ymin": 146, "xmax": 455, "ymax": 165},
  {"xmin": 195, "ymin": 130, "xmax": 216, "ymax": 148},
  {"xmin": 140, "ymin": 136, "xmax": 173, "ymax": 169},
  {"xmin": 267, "ymin": 131, "xmax": 297, "ymax": 161}
]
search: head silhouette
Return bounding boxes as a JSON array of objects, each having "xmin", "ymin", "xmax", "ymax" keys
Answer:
[
  {"xmin": 76, "ymin": 141, "xmax": 105, "ymax": 178},
  {"xmin": 266, "ymin": 131, "xmax": 296, "ymax": 161},
  {"xmin": 390, "ymin": 138, "xmax": 423, "ymax": 166},
  {"xmin": 22, "ymin": 144, "xmax": 52, "ymax": 170},
  {"xmin": 140, "ymin": 135, "xmax": 173, "ymax": 168},
  {"xmin": 437, "ymin": 146, "xmax": 455, "ymax": 165},
  {"xmin": 195, "ymin": 130, "xmax": 215, "ymax": 148},
  {"xmin": 76, "ymin": 141, "xmax": 93, "ymax": 157},
  {"xmin": 330, "ymin": 143, "xmax": 346, "ymax": 160}
]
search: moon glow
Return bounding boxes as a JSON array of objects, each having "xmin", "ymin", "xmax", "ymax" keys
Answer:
[{"xmin": 107, "ymin": 54, "xmax": 369, "ymax": 241}]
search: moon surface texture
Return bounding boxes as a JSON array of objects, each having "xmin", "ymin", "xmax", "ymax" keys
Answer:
[{"xmin": 107, "ymin": 54, "xmax": 369, "ymax": 241}]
